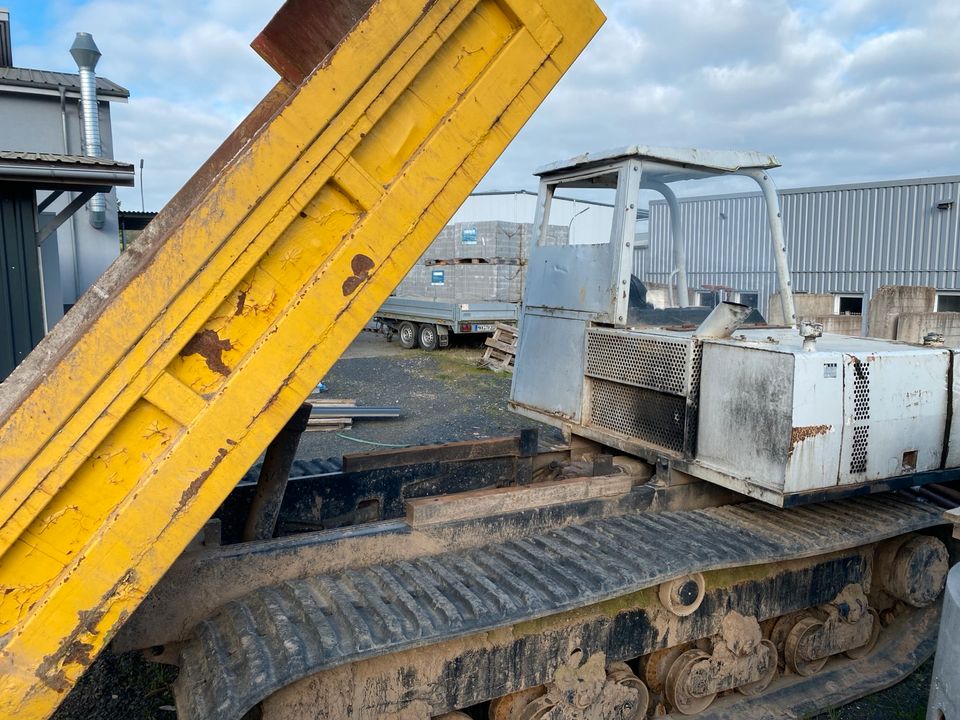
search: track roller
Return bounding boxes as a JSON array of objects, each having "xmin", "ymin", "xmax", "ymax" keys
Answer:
[
  {"xmin": 663, "ymin": 612, "xmax": 777, "ymax": 715},
  {"xmin": 779, "ymin": 584, "xmax": 879, "ymax": 677},
  {"xmin": 488, "ymin": 651, "xmax": 648, "ymax": 719}
]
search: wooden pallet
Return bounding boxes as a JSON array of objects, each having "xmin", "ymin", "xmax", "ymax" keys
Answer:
[
  {"xmin": 305, "ymin": 398, "xmax": 355, "ymax": 432},
  {"xmin": 479, "ymin": 323, "xmax": 518, "ymax": 372}
]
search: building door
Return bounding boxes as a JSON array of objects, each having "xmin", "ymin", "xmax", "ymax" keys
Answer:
[{"xmin": 0, "ymin": 185, "xmax": 44, "ymax": 380}]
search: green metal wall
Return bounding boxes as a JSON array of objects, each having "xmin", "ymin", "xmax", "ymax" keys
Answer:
[{"xmin": 0, "ymin": 185, "xmax": 44, "ymax": 381}]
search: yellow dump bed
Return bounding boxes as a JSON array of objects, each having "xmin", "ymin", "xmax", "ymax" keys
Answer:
[{"xmin": 0, "ymin": 0, "xmax": 603, "ymax": 716}]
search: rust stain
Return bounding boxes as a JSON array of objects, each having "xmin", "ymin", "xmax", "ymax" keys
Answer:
[
  {"xmin": 341, "ymin": 253, "xmax": 375, "ymax": 296},
  {"xmin": 789, "ymin": 424, "xmax": 831, "ymax": 456},
  {"xmin": 178, "ymin": 447, "xmax": 229, "ymax": 511},
  {"xmin": 36, "ymin": 570, "xmax": 138, "ymax": 694},
  {"xmin": 180, "ymin": 329, "xmax": 234, "ymax": 376},
  {"xmin": 235, "ymin": 289, "xmax": 247, "ymax": 315}
]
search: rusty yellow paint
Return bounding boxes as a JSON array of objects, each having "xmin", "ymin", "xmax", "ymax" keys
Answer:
[{"xmin": 0, "ymin": 0, "xmax": 604, "ymax": 716}]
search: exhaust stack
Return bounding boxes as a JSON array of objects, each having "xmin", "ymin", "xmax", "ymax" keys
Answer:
[
  {"xmin": 695, "ymin": 301, "xmax": 752, "ymax": 339},
  {"xmin": 70, "ymin": 31, "xmax": 106, "ymax": 229}
]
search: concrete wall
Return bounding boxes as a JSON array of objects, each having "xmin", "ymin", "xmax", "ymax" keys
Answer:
[
  {"xmin": 806, "ymin": 315, "xmax": 863, "ymax": 336},
  {"xmin": 866, "ymin": 285, "xmax": 936, "ymax": 339},
  {"xmin": 895, "ymin": 312, "xmax": 960, "ymax": 346},
  {"xmin": 0, "ymin": 90, "xmax": 122, "ymax": 306},
  {"xmin": 767, "ymin": 293, "xmax": 837, "ymax": 324}
]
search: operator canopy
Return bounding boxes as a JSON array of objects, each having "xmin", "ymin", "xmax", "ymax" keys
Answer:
[{"xmin": 536, "ymin": 145, "xmax": 781, "ymax": 185}]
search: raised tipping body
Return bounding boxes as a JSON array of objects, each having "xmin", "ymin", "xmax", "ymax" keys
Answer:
[{"xmin": 0, "ymin": 1, "xmax": 603, "ymax": 716}]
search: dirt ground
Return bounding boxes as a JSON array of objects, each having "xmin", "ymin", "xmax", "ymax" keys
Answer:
[
  {"xmin": 295, "ymin": 329, "xmax": 561, "ymax": 462},
  {"xmin": 52, "ymin": 330, "xmax": 935, "ymax": 719}
]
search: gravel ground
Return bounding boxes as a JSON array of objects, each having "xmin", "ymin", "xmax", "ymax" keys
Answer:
[
  {"xmin": 52, "ymin": 330, "xmax": 935, "ymax": 719},
  {"xmin": 296, "ymin": 330, "xmax": 560, "ymax": 461}
]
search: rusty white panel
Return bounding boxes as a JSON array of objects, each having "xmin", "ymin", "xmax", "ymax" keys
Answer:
[
  {"xmin": 696, "ymin": 328, "xmax": 951, "ymax": 499},
  {"xmin": 836, "ymin": 349, "xmax": 949, "ymax": 485},
  {"xmin": 782, "ymin": 352, "xmax": 844, "ymax": 493}
]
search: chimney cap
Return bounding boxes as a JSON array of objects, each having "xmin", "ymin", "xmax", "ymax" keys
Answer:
[{"xmin": 70, "ymin": 31, "xmax": 101, "ymax": 70}]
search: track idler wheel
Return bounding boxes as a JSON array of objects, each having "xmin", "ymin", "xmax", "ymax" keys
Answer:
[
  {"xmin": 876, "ymin": 534, "xmax": 949, "ymax": 607},
  {"xmin": 663, "ymin": 612, "xmax": 777, "ymax": 715}
]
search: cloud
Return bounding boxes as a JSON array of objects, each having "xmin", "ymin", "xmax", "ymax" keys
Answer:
[
  {"xmin": 481, "ymin": 0, "xmax": 960, "ymax": 195},
  {"xmin": 8, "ymin": 0, "xmax": 959, "ymax": 210},
  {"xmin": 10, "ymin": 0, "xmax": 278, "ymax": 209}
]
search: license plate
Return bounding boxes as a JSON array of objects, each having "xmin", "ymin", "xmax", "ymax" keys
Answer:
[{"xmin": 473, "ymin": 323, "xmax": 495, "ymax": 332}]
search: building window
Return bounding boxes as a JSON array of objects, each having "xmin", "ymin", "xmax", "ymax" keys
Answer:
[
  {"xmin": 698, "ymin": 290, "xmax": 720, "ymax": 309},
  {"xmin": 936, "ymin": 293, "xmax": 960, "ymax": 312},
  {"xmin": 736, "ymin": 292, "xmax": 759, "ymax": 308},
  {"xmin": 835, "ymin": 295, "xmax": 863, "ymax": 315}
]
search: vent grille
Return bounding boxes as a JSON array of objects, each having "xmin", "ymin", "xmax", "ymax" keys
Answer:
[
  {"xmin": 849, "ymin": 360, "xmax": 870, "ymax": 474},
  {"xmin": 586, "ymin": 330, "xmax": 688, "ymax": 395},
  {"xmin": 853, "ymin": 362, "xmax": 870, "ymax": 421},
  {"xmin": 683, "ymin": 340, "xmax": 703, "ymax": 455},
  {"xmin": 850, "ymin": 426, "xmax": 869, "ymax": 474},
  {"xmin": 588, "ymin": 378, "xmax": 685, "ymax": 453}
]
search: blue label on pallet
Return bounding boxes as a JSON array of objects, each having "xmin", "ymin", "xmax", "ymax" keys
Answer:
[
  {"xmin": 431, "ymin": 269, "xmax": 445, "ymax": 285},
  {"xmin": 461, "ymin": 227, "xmax": 477, "ymax": 244}
]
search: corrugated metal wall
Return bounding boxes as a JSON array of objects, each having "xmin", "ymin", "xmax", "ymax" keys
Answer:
[
  {"xmin": 637, "ymin": 176, "xmax": 960, "ymax": 320},
  {"xmin": 0, "ymin": 186, "xmax": 45, "ymax": 380}
]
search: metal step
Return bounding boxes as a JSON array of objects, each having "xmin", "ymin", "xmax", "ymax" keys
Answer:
[{"xmin": 174, "ymin": 494, "xmax": 945, "ymax": 719}]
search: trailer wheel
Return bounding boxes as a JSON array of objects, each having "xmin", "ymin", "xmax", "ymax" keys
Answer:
[
  {"xmin": 418, "ymin": 323, "xmax": 439, "ymax": 351},
  {"xmin": 398, "ymin": 322, "xmax": 418, "ymax": 349}
]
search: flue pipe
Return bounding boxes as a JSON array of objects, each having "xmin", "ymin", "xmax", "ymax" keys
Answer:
[{"xmin": 70, "ymin": 31, "xmax": 106, "ymax": 229}]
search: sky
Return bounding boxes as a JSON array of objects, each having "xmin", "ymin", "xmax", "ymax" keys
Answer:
[{"xmin": 4, "ymin": 0, "xmax": 959, "ymax": 212}]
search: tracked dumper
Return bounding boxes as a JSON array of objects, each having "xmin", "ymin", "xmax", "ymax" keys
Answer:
[
  {"xmin": 0, "ymin": 3, "xmax": 956, "ymax": 720},
  {"xmin": 114, "ymin": 153, "xmax": 957, "ymax": 718}
]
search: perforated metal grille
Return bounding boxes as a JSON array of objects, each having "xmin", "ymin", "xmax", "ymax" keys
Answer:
[
  {"xmin": 683, "ymin": 340, "xmax": 703, "ymax": 456},
  {"xmin": 588, "ymin": 378, "xmax": 685, "ymax": 453},
  {"xmin": 586, "ymin": 330, "xmax": 689, "ymax": 395},
  {"xmin": 853, "ymin": 362, "xmax": 870, "ymax": 421},
  {"xmin": 849, "ymin": 360, "xmax": 870, "ymax": 473},
  {"xmin": 850, "ymin": 426, "xmax": 869, "ymax": 474}
]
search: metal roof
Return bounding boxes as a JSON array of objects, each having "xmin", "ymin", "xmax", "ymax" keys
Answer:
[
  {"xmin": 537, "ymin": 145, "xmax": 781, "ymax": 178},
  {"xmin": 0, "ymin": 66, "xmax": 128, "ymax": 98},
  {"xmin": 0, "ymin": 150, "xmax": 132, "ymax": 169},
  {"xmin": 0, "ymin": 150, "xmax": 135, "ymax": 189}
]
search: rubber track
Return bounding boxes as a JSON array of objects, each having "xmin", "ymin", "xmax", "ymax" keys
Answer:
[{"xmin": 174, "ymin": 494, "xmax": 944, "ymax": 719}]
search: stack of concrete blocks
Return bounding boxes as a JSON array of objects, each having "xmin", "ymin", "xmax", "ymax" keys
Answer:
[
  {"xmin": 864, "ymin": 285, "xmax": 960, "ymax": 345},
  {"xmin": 394, "ymin": 221, "xmax": 569, "ymax": 303},
  {"xmin": 767, "ymin": 286, "xmax": 960, "ymax": 344},
  {"xmin": 767, "ymin": 292, "xmax": 863, "ymax": 335}
]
